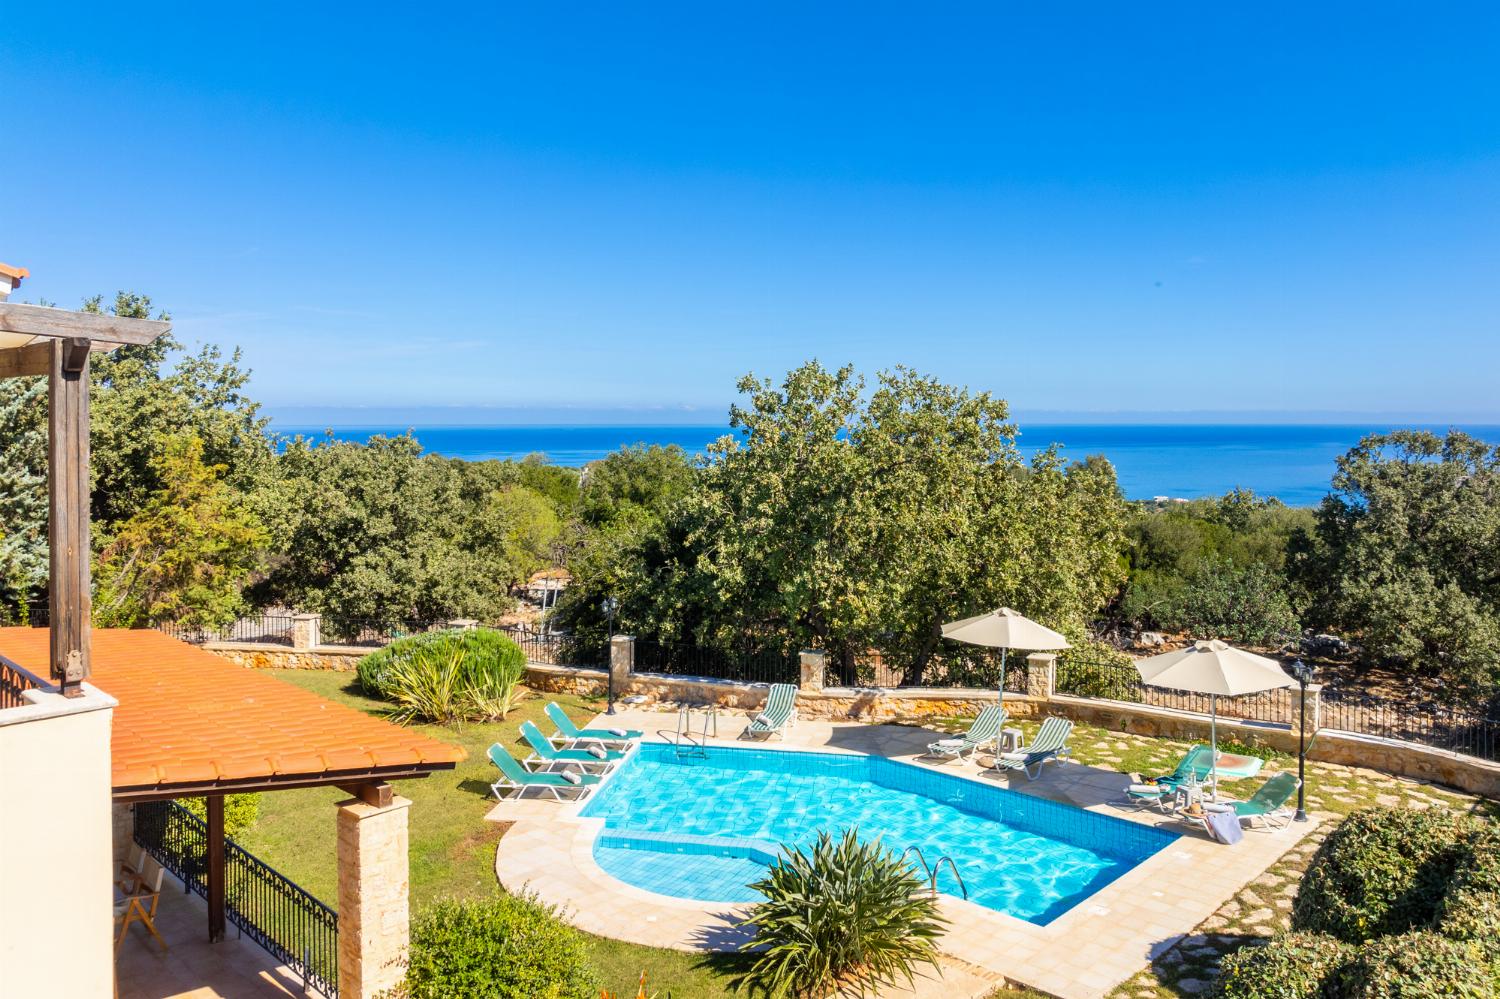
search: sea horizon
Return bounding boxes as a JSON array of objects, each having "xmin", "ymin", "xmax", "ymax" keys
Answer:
[{"xmin": 269, "ymin": 421, "xmax": 1500, "ymax": 508}]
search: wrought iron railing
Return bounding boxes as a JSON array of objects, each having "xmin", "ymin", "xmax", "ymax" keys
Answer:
[
  {"xmin": 0, "ymin": 654, "xmax": 47, "ymax": 709},
  {"xmin": 157, "ymin": 612, "xmax": 301, "ymax": 647},
  {"xmin": 134, "ymin": 800, "xmax": 339, "ymax": 997},
  {"xmin": 634, "ymin": 636, "xmax": 800, "ymax": 686},
  {"xmin": 836, "ymin": 648, "xmax": 1029, "ymax": 691},
  {"xmin": 498, "ymin": 625, "xmax": 608, "ymax": 669},
  {"xmin": 1053, "ymin": 653, "xmax": 1295, "ymax": 724},
  {"xmin": 1319, "ymin": 689, "xmax": 1500, "ymax": 761}
]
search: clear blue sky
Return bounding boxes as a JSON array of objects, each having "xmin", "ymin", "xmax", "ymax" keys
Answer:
[{"xmin": 6, "ymin": 4, "xmax": 1499, "ymax": 423}]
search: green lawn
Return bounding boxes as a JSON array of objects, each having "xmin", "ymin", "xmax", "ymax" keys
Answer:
[{"xmin": 241, "ymin": 670, "xmax": 746, "ymax": 996}]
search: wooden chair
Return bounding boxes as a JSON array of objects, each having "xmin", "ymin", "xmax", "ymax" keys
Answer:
[
  {"xmin": 116, "ymin": 843, "xmax": 145, "ymax": 892},
  {"xmin": 115, "ymin": 856, "xmax": 167, "ymax": 952}
]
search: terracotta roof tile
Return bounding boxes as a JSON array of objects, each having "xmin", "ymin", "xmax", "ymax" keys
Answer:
[{"xmin": 0, "ymin": 628, "xmax": 464, "ymax": 794}]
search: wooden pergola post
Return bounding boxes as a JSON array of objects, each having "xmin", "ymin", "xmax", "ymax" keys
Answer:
[
  {"xmin": 49, "ymin": 337, "xmax": 92, "ymax": 695},
  {"xmin": 0, "ymin": 293, "xmax": 169, "ymax": 696},
  {"xmin": 206, "ymin": 794, "xmax": 227, "ymax": 942}
]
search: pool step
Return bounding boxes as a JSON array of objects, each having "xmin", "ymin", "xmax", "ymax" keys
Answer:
[{"xmin": 598, "ymin": 829, "xmax": 781, "ymax": 866}]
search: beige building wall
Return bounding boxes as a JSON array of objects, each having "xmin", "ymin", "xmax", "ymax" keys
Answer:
[{"xmin": 0, "ymin": 684, "xmax": 117, "ymax": 998}]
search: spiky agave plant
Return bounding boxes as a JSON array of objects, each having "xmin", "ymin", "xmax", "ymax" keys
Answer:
[{"xmin": 736, "ymin": 829, "xmax": 946, "ymax": 998}]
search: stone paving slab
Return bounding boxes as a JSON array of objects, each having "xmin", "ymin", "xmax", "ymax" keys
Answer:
[{"xmin": 491, "ymin": 706, "xmax": 1318, "ymax": 998}]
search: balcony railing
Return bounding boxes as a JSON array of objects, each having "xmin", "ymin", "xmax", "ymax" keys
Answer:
[
  {"xmin": 134, "ymin": 800, "xmax": 339, "ymax": 998},
  {"xmin": 0, "ymin": 654, "xmax": 49, "ymax": 710}
]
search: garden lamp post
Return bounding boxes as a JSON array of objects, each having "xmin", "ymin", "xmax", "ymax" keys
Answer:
[
  {"xmin": 1291, "ymin": 658, "xmax": 1315, "ymax": 822},
  {"xmin": 603, "ymin": 597, "xmax": 619, "ymax": 715}
]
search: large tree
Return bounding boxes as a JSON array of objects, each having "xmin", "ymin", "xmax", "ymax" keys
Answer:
[
  {"xmin": 1300, "ymin": 429, "xmax": 1500, "ymax": 696},
  {"xmin": 561, "ymin": 361, "xmax": 1129, "ymax": 682},
  {"xmin": 255, "ymin": 434, "xmax": 555, "ymax": 627}
]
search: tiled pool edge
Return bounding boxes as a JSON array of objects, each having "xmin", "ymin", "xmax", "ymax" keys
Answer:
[{"xmin": 491, "ymin": 713, "xmax": 1321, "ymax": 997}]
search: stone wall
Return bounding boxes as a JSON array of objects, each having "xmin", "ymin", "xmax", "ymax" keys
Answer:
[{"xmin": 206, "ymin": 642, "xmax": 366, "ymax": 672}]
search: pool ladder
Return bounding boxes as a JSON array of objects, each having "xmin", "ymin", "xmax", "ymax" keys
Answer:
[
  {"xmin": 673, "ymin": 705, "xmax": 716, "ymax": 759},
  {"xmin": 899, "ymin": 845, "xmax": 969, "ymax": 899}
]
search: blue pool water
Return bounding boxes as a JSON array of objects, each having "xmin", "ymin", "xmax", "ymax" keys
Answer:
[{"xmin": 580, "ymin": 744, "xmax": 1177, "ymax": 924}]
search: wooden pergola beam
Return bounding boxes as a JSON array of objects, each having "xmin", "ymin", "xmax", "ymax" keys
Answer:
[{"xmin": 0, "ymin": 302, "xmax": 171, "ymax": 346}]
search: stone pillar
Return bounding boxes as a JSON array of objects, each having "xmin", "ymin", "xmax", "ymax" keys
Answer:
[
  {"xmin": 1293, "ymin": 682, "xmax": 1323, "ymax": 733},
  {"xmin": 609, "ymin": 635, "xmax": 634, "ymax": 692},
  {"xmin": 799, "ymin": 650, "xmax": 827, "ymax": 694},
  {"xmin": 336, "ymin": 795, "xmax": 412, "ymax": 999},
  {"xmin": 446, "ymin": 618, "xmax": 479, "ymax": 631},
  {"xmin": 112, "ymin": 801, "xmax": 136, "ymax": 868},
  {"xmin": 290, "ymin": 612, "xmax": 322, "ymax": 651},
  {"xmin": 1024, "ymin": 652, "xmax": 1057, "ymax": 700}
]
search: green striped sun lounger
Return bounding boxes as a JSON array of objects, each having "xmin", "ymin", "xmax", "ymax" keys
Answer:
[
  {"xmin": 994, "ymin": 716, "xmax": 1074, "ymax": 780},
  {"xmin": 743, "ymin": 683, "xmax": 798, "ymax": 740},
  {"xmin": 487, "ymin": 743, "xmax": 601, "ymax": 802},
  {"xmin": 926, "ymin": 705, "xmax": 1006, "ymax": 762}
]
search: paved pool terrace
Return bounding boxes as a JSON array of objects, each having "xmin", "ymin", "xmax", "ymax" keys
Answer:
[{"xmin": 489, "ymin": 708, "xmax": 1318, "ymax": 999}]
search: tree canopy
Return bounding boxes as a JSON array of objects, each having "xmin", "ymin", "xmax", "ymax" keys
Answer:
[
  {"xmin": 1300, "ymin": 430, "xmax": 1500, "ymax": 694},
  {"xmin": 559, "ymin": 361, "xmax": 1129, "ymax": 682}
]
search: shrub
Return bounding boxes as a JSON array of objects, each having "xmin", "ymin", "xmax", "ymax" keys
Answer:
[
  {"xmin": 736, "ymin": 829, "xmax": 945, "ymax": 999},
  {"xmin": 1433, "ymin": 825, "xmax": 1500, "ymax": 961},
  {"xmin": 396, "ymin": 893, "xmax": 599, "ymax": 999},
  {"xmin": 358, "ymin": 628, "xmax": 526, "ymax": 724},
  {"xmin": 1155, "ymin": 556, "xmax": 1300, "ymax": 647},
  {"xmin": 180, "ymin": 793, "xmax": 260, "ymax": 838},
  {"xmin": 1211, "ymin": 932, "xmax": 1351, "ymax": 999},
  {"xmin": 1334, "ymin": 932, "xmax": 1494, "ymax": 998},
  {"xmin": 1291, "ymin": 807, "xmax": 1475, "ymax": 942}
]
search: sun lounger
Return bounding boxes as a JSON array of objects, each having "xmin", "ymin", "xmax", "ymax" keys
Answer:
[
  {"xmin": 743, "ymin": 683, "xmax": 798, "ymax": 741},
  {"xmin": 1199, "ymin": 772, "xmax": 1302, "ymax": 832},
  {"xmin": 488, "ymin": 743, "xmax": 601, "ymax": 801},
  {"xmin": 519, "ymin": 720, "xmax": 626, "ymax": 772},
  {"xmin": 925, "ymin": 705, "xmax": 1006, "ymax": 762},
  {"xmin": 994, "ymin": 716, "xmax": 1073, "ymax": 780},
  {"xmin": 1125, "ymin": 744, "xmax": 1217, "ymax": 810},
  {"xmin": 545, "ymin": 701, "xmax": 642, "ymax": 749}
]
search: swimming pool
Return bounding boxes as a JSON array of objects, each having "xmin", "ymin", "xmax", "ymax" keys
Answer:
[{"xmin": 580, "ymin": 743, "xmax": 1177, "ymax": 924}]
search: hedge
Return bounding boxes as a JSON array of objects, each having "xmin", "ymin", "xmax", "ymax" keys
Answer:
[
  {"xmin": 1291, "ymin": 807, "xmax": 1476, "ymax": 942},
  {"xmin": 1433, "ymin": 824, "xmax": 1500, "ymax": 961},
  {"xmin": 1334, "ymin": 932, "xmax": 1494, "ymax": 999},
  {"xmin": 1210, "ymin": 932, "xmax": 1351, "ymax": 999}
]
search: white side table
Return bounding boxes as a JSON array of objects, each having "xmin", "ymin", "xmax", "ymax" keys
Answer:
[{"xmin": 1000, "ymin": 727, "xmax": 1024, "ymax": 753}]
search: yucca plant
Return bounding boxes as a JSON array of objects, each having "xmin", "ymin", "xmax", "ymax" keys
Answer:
[
  {"xmin": 736, "ymin": 829, "xmax": 946, "ymax": 998},
  {"xmin": 384, "ymin": 646, "xmax": 468, "ymax": 726}
]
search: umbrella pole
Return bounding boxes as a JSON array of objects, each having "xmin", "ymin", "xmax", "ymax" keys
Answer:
[
  {"xmin": 1210, "ymin": 693, "xmax": 1219, "ymax": 802},
  {"xmin": 999, "ymin": 647, "xmax": 1008, "ymax": 712}
]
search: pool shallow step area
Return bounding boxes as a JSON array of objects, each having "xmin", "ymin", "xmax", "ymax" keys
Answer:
[{"xmin": 492, "ymin": 707, "xmax": 1319, "ymax": 999}]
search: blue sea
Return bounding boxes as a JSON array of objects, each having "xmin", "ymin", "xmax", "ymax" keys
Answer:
[{"xmin": 271, "ymin": 422, "xmax": 1500, "ymax": 507}]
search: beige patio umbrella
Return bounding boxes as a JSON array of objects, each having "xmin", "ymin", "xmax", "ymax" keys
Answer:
[
  {"xmin": 941, "ymin": 608, "xmax": 1071, "ymax": 708},
  {"xmin": 1135, "ymin": 639, "xmax": 1294, "ymax": 798}
]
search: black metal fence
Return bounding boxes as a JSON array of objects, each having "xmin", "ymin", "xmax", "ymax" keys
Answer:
[
  {"xmin": 157, "ymin": 611, "xmax": 301, "ymax": 647},
  {"xmin": 497, "ymin": 625, "xmax": 608, "ymax": 669},
  {"xmin": 839, "ymin": 648, "xmax": 1029, "ymax": 691},
  {"xmin": 634, "ymin": 636, "xmax": 800, "ymax": 686},
  {"xmin": 134, "ymin": 800, "xmax": 339, "ymax": 998},
  {"xmin": 1320, "ymin": 689, "xmax": 1500, "ymax": 761},
  {"xmin": 1053, "ymin": 652, "xmax": 1296, "ymax": 725},
  {"xmin": 319, "ymin": 616, "xmax": 444, "ymax": 648}
]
